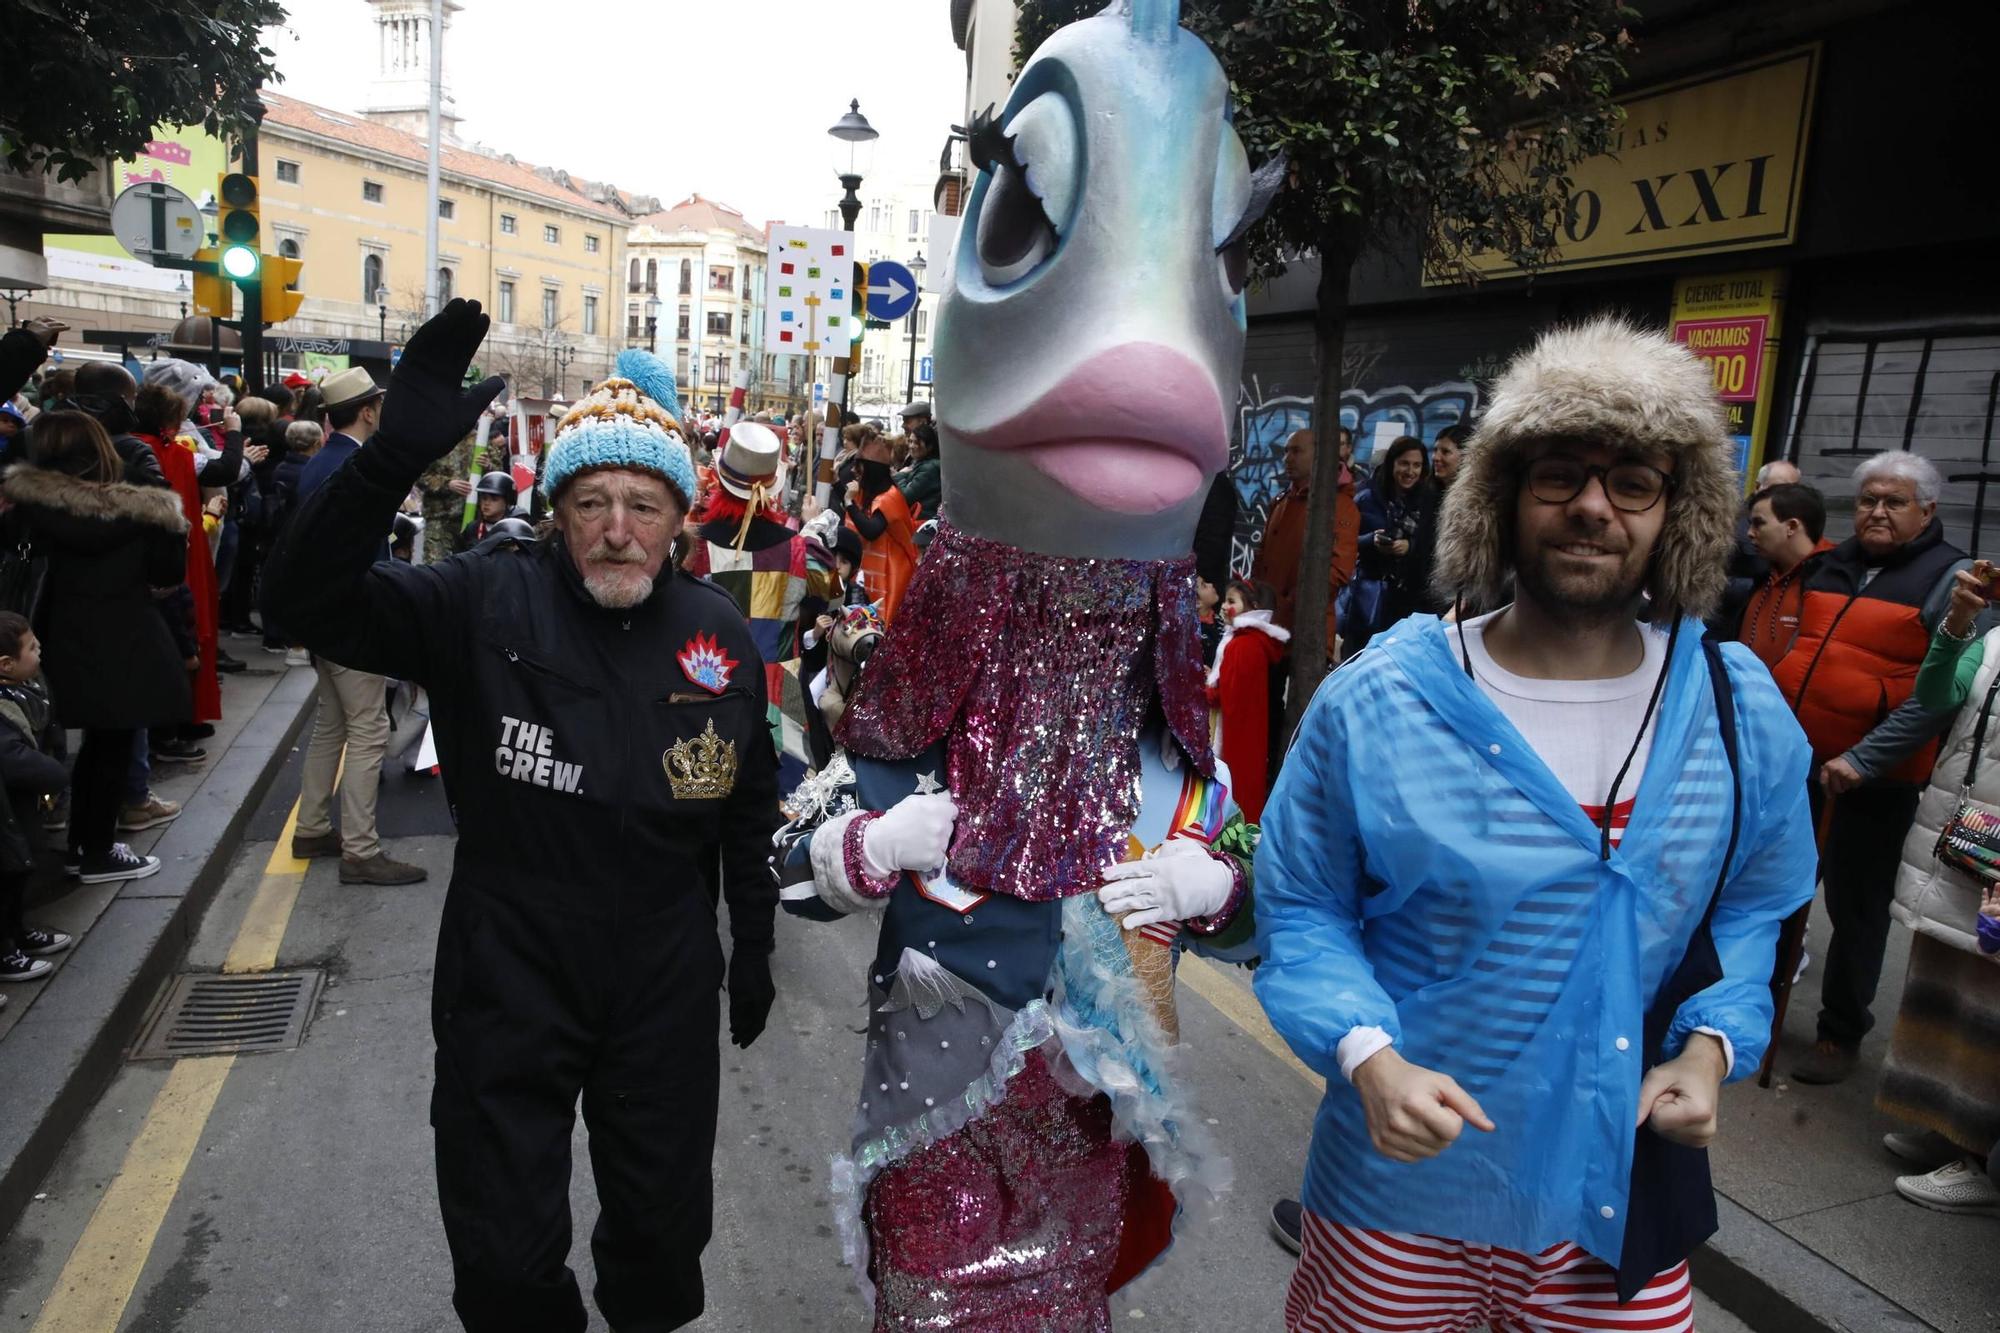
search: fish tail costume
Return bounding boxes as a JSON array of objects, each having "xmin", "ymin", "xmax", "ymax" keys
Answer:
[{"xmin": 775, "ymin": 2, "xmax": 1282, "ymax": 1325}]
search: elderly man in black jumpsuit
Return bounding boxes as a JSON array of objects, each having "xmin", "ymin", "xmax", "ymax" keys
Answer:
[{"xmin": 267, "ymin": 301, "xmax": 779, "ymax": 1333}]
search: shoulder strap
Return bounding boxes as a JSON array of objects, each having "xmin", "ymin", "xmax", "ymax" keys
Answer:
[
  {"xmin": 1959, "ymin": 651, "xmax": 2000, "ymax": 791},
  {"xmin": 1700, "ymin": 639, "xmax": 1744, "ymax": 922}
]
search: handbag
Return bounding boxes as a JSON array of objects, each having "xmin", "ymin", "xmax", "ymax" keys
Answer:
[
  {"xmin": 1335, "ymin": 574, "xmax": 1387, "ymax": 636},
  {"xmin": 1933, "ymin": 668, "xmax": 2000, "ymax": 885},
  {"xmin": 0, "ymin": 525, "xmax": 48, "ymax": 624}
]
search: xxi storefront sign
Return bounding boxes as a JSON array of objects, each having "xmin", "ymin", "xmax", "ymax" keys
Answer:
[{"xmin": 1432, "ymin": 46, "xmax": 1820, "ymax": 283}]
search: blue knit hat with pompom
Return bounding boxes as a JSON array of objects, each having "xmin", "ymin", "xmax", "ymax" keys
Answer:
[{"xmin": 542, "ymin": 348, "xmax": 697, "ymax": 505}]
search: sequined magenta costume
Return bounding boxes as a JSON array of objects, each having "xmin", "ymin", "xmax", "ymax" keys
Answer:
[{"xmin": 776, "ymin": 2, "xmax": 1281, "ymax": 1326}]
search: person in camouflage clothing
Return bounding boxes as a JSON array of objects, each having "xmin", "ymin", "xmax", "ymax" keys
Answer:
[{"xmin": 415, "ymin": 425, "xmax": 502, "ymax": 565}]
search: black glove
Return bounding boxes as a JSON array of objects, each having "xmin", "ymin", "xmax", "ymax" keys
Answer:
[
  {"xmin": 726, "ymin": 945, "xmax": 776, "ymax": 1049},
  {"xmin": 369, "ymin": 299, "xmax": 506, "ymax": 478}
]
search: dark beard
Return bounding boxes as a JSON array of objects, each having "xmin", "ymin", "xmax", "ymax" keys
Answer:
[{"xmin": 1512, "ymin": 533, "xmax": 1650, "ymax": 629}]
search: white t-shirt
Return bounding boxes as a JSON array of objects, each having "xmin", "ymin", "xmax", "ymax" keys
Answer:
[{"xmin": 1457, "ymin": 609, "xmax": 1670, "ymax": 840}]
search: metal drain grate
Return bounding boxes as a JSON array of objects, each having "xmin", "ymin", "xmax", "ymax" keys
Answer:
[{"xmin": 132, "ymin": 970, "xmax": 324, "ymax": 1060}]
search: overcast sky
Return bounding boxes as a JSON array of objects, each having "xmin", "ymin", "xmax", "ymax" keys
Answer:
[{"xmin": 261, "ymin": 0, "xmax": 969, "ymax": 224}]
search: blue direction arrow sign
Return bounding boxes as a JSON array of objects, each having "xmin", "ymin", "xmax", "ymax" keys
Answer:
[
  {"xmin": 865, "ymin": 260, "xmax": 919, "ymax": 321},
  {"xmin": 918, "ymin": 354, "xmax": 933, "ymax": 385}
]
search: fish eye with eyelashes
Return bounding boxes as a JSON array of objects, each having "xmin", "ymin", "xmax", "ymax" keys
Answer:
[{"xmin": 969, "ymin": 94, "xmax": 1078, "ymax": 287}]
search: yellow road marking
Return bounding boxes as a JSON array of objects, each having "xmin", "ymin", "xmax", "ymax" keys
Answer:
[
  {"xmin": 1177, "ymin": 954, "xmax": 1322, "ymax": 1089},
  {"xmin": 29, "ymin": 1056, "xmax": 235, "ymax": 1333},
  {"xmin": 222, "ymin": 799, "xmax": 310, "ymax": 974},
  {"xmin": 34, "ymin": 772, "xmax": 320, "ymax": 1328}
]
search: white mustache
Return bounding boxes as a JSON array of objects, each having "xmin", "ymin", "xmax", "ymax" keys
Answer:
[{"xmin": 584, "ymin": 541, "xmax": 648, "ymax": 565}]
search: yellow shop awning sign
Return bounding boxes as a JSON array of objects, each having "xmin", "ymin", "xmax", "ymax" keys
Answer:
[{"xmin": 1440, "ymin": 46, "xmax": 1820, "ymax": 283}]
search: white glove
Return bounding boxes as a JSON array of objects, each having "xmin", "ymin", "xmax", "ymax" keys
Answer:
[
  {"xmin": 1096, "ymin": 837, "xmax": 1232, "ymax": 931},
  {"xmin": 862, "ymin": 792, "xmax": 958, "ymax": 878}
]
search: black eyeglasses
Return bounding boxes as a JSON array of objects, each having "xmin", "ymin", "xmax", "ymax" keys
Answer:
[{"xmin": 1525, "ymin": 457, "xmax": 1676, "ymax": 513}]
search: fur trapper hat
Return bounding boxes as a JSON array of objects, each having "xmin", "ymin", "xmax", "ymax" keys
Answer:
[
  {"xmin": 542, "ymin": 348, "xmax": 697, "ymax": 506},
  {"xmin": 1431, "ymin": 316, "xmax": 1738, "ymax": 620}
]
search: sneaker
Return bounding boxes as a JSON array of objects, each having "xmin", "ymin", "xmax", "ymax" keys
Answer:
[
  {"xmin": 185, "ymin": 723, "xmax": 216, "ymax": 740},
  {"xmin": 1791, "ymin": 1039, "xmax": 1859, "ymax": 1086},
  {"xmin": 284, "ymin": 647, "xmax": 310, "ymax": 667},
  {"xmin": 215, "ymin": 650, "xmax": 247, "ymax": 675},
  {"xmin": 289, "ymin": 831, "xmax": 342, "ymax": 860},
  {"xmin": 1884, "ymin": 1129, "xmax": 1962, "ymax": 1170},
  {"xmin": 263, "ymin": 641, "xmax": 289, "ymax": 655},
  {"xmin": 18, "ymin": 927, "xmax": 72, "ymax": 957},
  {"xmin": 42, "ymin": 794, "xmax": 68, "ymax": 832},
  {"xmin": 339, "ymin": 853, "xmax": 427, "ymax": 886},
  {"xmin": 77, "ymin": 843, "xmax": 161, "ymax": 884},
  {"xmin": 1270, "ymin": 1198, "xmax": 1303, "ymax": 1255},
  {"xmin": 150, "ymin": 738, "xmax": 207, "ymax": 764},
  {"xmin": 0, "ymin": 949, "xmax": 53, "ymax": 982},
  {"xmin": 1792, "ymin": 948, "xmax": 1810, "ymax": 986},
  {"xmin": 62, "ymin": 851, "xmax": 79, "ymax": 877},
  {"xmin": 118, "ymin": 792, "xmax": 183, "ymax": 832},
  {"xmin": 1895, "ymin": 1158, "xmax": 2000, "ymax": 1214}
]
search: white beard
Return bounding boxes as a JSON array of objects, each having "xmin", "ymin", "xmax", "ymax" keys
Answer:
[{"xmin": 582, "ymin": 570, "xmax": 654, "ymax": 608}]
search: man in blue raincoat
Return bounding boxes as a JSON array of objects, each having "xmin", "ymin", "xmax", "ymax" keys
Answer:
[{"xmin": 1256, "ymin": 317, "xmax": 1816, "ymax": 1333}]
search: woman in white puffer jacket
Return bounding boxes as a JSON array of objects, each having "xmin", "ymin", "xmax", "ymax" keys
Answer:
[{"xmin": 1885, "ymin": 561, "xmax": 2000, "ymax": 1216}]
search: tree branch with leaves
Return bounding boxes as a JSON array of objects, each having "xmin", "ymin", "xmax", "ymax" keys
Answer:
[
  {"xmin": 0, "ymin": 0, "xmax": 286, "ymax": 183},
  {"xmin": 1016, "ymin": 0, "xmax": 1632, "ymax": 721}
]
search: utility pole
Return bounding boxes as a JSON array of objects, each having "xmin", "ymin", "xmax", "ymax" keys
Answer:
[
  {"xmin": 239, "ymin": 103, "xmax": 265, "ymax": 392},
  {"xmin": 423, "ymin": 0, "xmax": 444, "ymax": 317}
]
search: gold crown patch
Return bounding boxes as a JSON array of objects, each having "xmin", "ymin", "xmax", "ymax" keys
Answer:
[{"xmin": 665, "ymin": 719, "xmax": 738, "ymax": 800}]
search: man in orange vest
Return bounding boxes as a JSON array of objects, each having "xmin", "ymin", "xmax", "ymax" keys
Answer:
[
  {"xmin": 1253, "ymin": 427, "xmax": 1359, "ymax": 662},
  {"xmin": 1736, "ymin": 482, "xmax": 1835, "ymax": 671},
  {"xmin": 1771, "ymin": 452, "xmax": 1971, "ymax": 1085}
]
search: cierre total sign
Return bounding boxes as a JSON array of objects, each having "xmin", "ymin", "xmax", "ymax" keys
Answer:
[{"xmin": 1438, "ymin": 46, "xmax": 1820, "ymax": 282}]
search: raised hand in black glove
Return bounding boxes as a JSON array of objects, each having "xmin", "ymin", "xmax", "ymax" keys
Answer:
[
  {"xmin": 726, "ymin": 946, "xmax": 776, "ymax": 1049},
  {"xmin": 370, "ymin": 298, "xmax": 507, "ymax": 477}
]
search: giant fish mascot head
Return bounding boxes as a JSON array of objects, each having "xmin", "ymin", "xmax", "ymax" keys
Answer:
[
  {"xmin": 934, "ymin": 0, "xmax": 1277, "ymax": 560},
  {"xmin": 834, "ymin": 0, "xmax": 1281, "ymax": 900}
]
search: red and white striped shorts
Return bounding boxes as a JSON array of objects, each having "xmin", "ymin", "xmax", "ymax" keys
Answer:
[{"xmin": 1285, "ymin": 1212, "xmax": 1695, "ymax": 1333}]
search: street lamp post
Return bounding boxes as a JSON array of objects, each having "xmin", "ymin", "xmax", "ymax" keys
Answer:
[
  {"xmin": 378, "ymin": 300, "xmax": 388, "ymax": 343},
  {"xmin": 905, "ymin": 251, "xmax": 926, "ymax": 404},
  {"xmin": 644, "ymin": 295, "xmax": 662, "ymax": 354},
  {"xmin": 552, "ymin": 342, "xmax": 576, "ymax": 398},
  {"xmin": 827, "ymin": 98, "xmax": 879, "ymax": 462}
]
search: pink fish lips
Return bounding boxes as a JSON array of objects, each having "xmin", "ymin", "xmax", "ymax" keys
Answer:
[{"xmin": 953, "ymin": 344, "xmax": 1230, "ymax": 514}]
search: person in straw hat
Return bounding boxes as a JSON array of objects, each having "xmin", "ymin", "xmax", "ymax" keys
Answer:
[
  {"xmin": 266, "ymin": 302, "xmax": 780, "ymax": 1332},
  {"xmin": 1256, "ymin": 316, "xmax": 1818, "ymax": 1331},
  {"xmin": 680, "ymin": 418, "xmax": 834, "ymax": 791}
]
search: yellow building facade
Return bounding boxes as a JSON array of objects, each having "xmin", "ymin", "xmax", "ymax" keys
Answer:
[{"xmin": 255, "ymin": 92, "xmax": 631, "ymax": 395}]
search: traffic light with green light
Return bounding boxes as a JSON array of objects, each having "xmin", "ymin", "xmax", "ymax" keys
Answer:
[{"xmin": 216, "ymin": 172, "xmax": 261, "ymax": 283}]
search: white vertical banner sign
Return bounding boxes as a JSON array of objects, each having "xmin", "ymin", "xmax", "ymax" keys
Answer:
[{"xmin": 763, "ymin": 225, "xmax": 857, "ymax": 356}]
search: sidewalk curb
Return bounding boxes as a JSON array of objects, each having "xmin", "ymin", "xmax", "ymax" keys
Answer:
[
  {"xmin": 0, "ymin": 670, "xmax": 316, "ymax": 1242},
  {"xmin": 1693, "ymin": 1195, "xmax": 1938, "ymax": 1332}
]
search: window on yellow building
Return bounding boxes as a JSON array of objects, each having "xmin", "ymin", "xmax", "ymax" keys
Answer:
[
  {"xmin": 583, "ymin": 295, "xmax": 598, "ymax": 336},
  {"xmin": 543, "ymin": 224, "xmax": 560, "ymax": 245},
  {"xmin": 362, "ymin": 253, "xmax": 383, "ymax": 303},
  {"xmin": 585, "ymin": 235, "xmax": 600, "ymax": 254},
  {"xmin": 498, "ymin": 281, "xmax": 515, "ymax": 324},
  {"xmin": 363, "ymin": 180, "xmax": 383, "ymax": 204},
  {"xmin": 438, "ymin": 198, "xmax": 455, "ymax": 220},
  {"xmin": 500, "ymin": 214, "xmax": 517, "ymax": 235},
  {"xmin": 275, "ymin": 160, "xmax": 300, "ymax": 184}
]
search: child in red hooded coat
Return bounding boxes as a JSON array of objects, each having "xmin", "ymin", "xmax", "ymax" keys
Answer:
[{"xmin": 1206, "ymin": 579, "xmax": 1289, "ymax": 824}]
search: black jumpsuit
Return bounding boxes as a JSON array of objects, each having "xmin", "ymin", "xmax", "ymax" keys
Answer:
[{"xmin": 267, "ymin": 445, "xmax": 779, "ymax": 1333}]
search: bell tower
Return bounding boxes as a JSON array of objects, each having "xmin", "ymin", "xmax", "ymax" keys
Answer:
[{"xmin": 362, "ymin": 0, "xmax": 463, "ymax": 140}]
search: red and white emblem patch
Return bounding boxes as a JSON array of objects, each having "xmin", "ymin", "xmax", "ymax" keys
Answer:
[{"xmin": 677, "ymin": 631, "xmax": 739, "ymax": 695}]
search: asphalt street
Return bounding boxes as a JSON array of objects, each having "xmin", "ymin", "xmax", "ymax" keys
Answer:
[{"xmin": 0, "ymin": 736, "xmax": 1750, "ymax": 1332}]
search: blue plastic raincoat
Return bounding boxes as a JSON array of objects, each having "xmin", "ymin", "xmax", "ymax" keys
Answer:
[{"xmin": 1254, "ymin": 614, "xmax": 1815, "ymax": 1267}]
